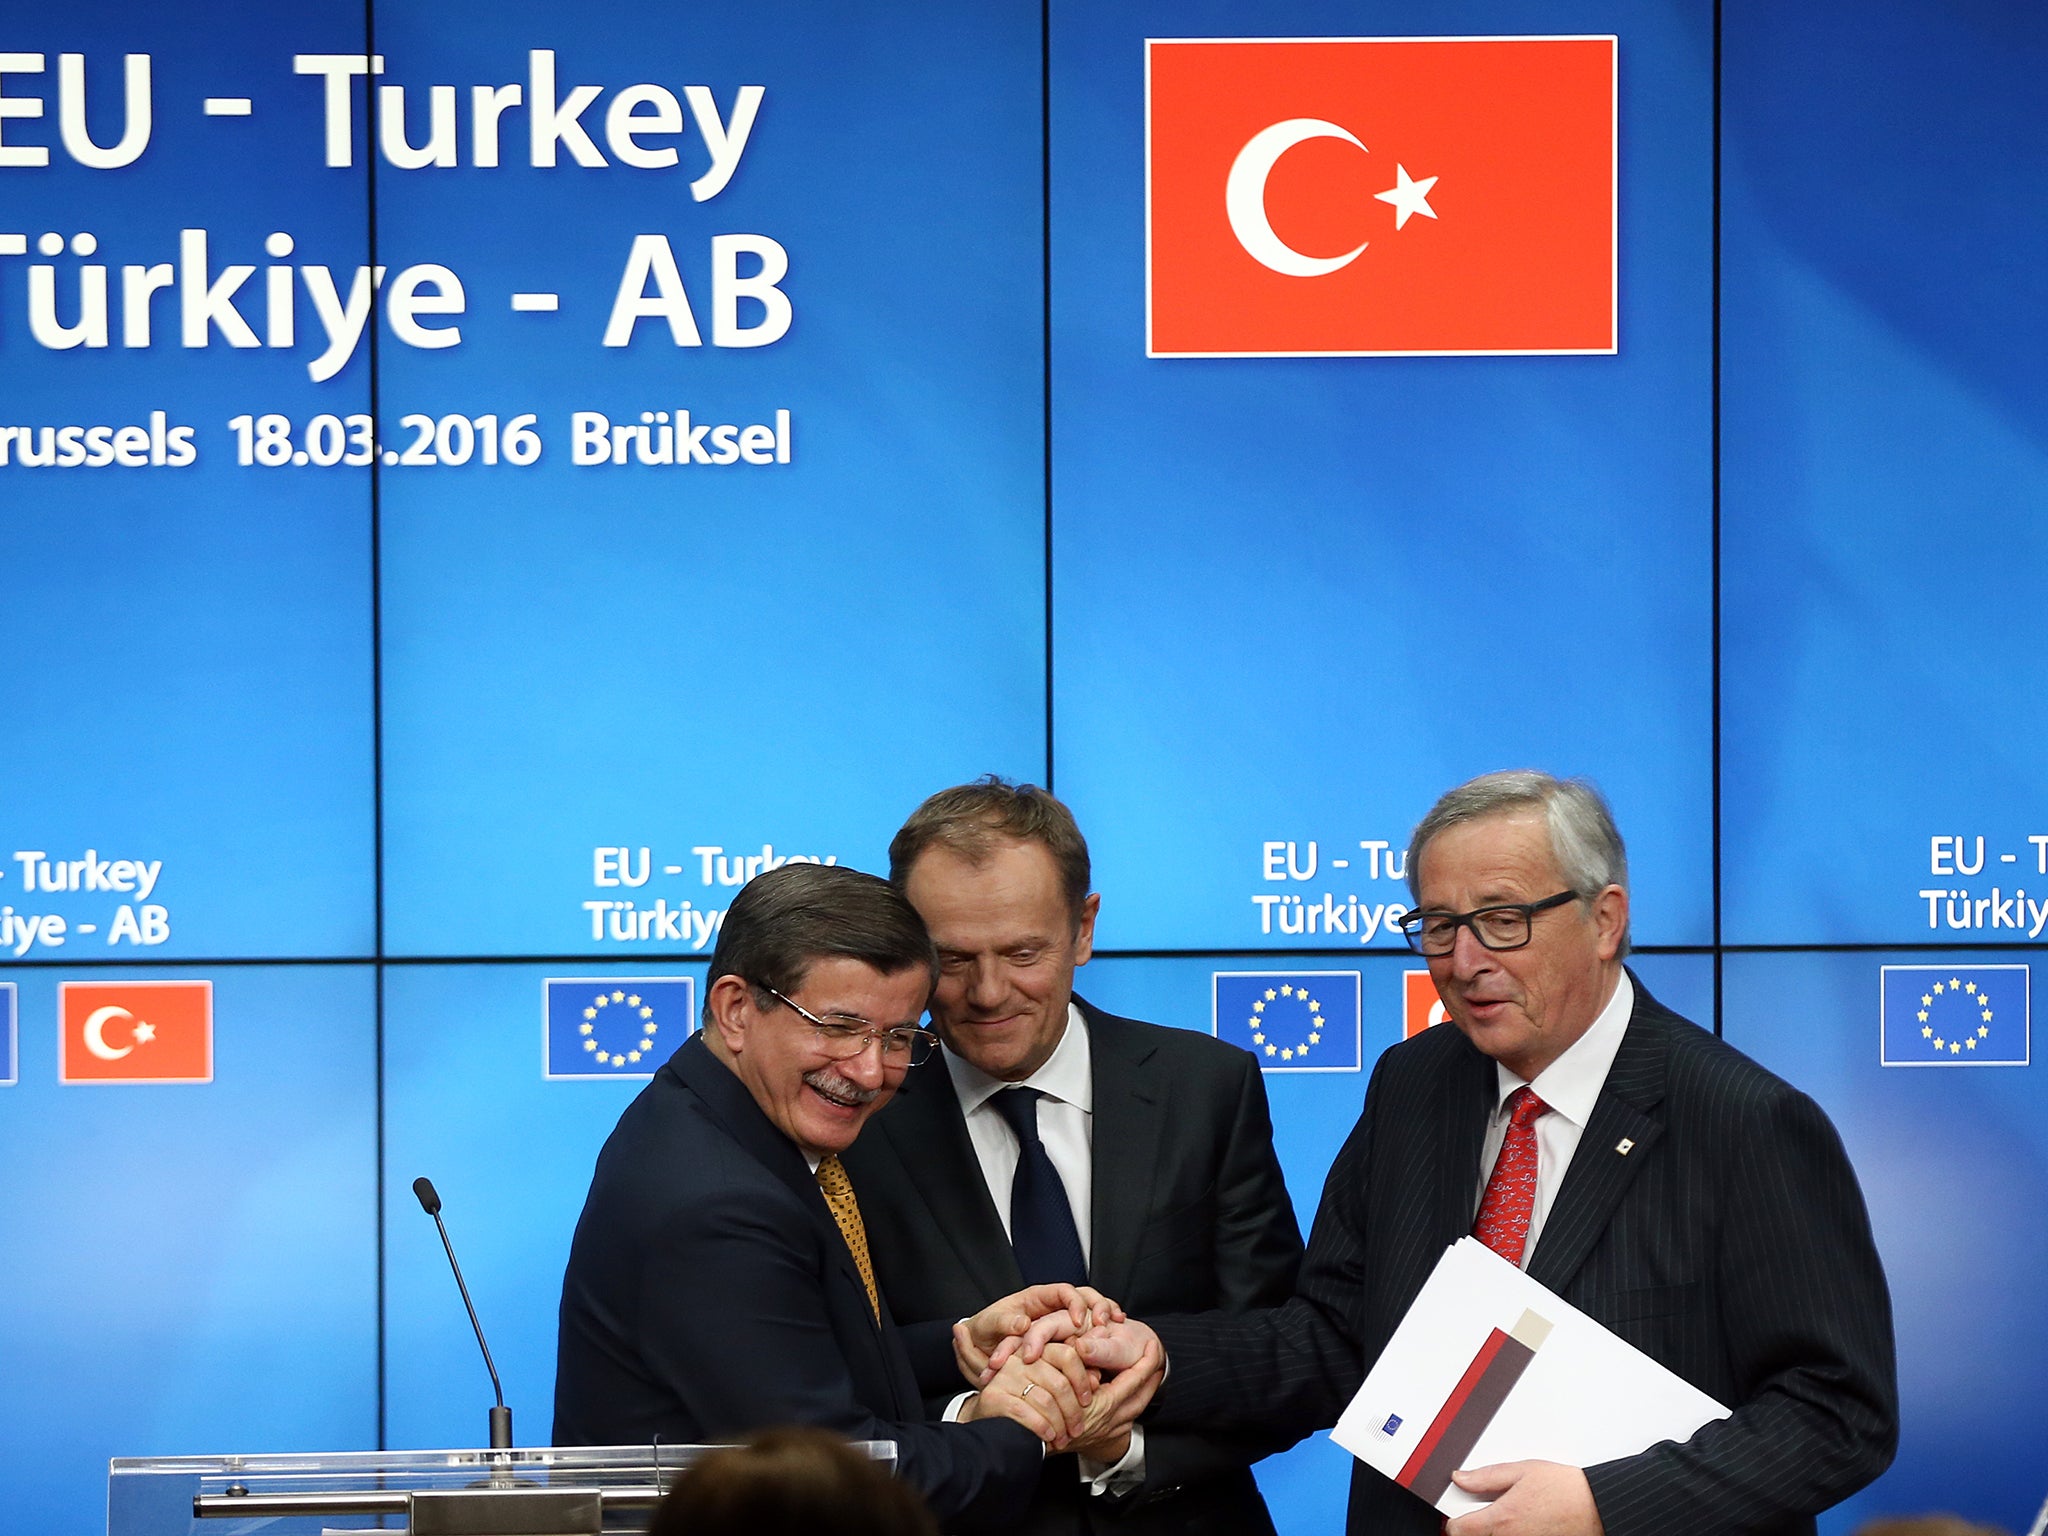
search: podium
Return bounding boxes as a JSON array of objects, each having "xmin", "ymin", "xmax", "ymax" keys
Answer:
[{"xmin": 108, "ymin": 1442, "xmax": 898, "ymax": 1535}]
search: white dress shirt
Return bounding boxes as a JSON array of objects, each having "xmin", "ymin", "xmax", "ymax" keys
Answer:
[
  {"xmin": 1475, "ymin": 968, "xmax": 1635, "ymax": 1268},
  {"xmin": 945, "ymin": 1001, "xmax": 1095, "ymax": 1260},
  {"xmin": 940, "ymin": 1003, "xmax": 1143, "ymax": 1491}
]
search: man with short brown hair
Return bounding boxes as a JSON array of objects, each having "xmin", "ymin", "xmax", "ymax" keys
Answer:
[{"xmin": 845, "ymin": 778, "xmax": 1305, "ymax": 1536}]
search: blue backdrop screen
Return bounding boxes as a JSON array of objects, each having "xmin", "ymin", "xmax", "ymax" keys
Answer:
[{"xmin": 2, "ymin": 2, "xmax": 2042, "ymax": 1533}]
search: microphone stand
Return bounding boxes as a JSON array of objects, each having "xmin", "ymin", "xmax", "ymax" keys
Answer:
[{"xmin": 412, "ymin": 1176, "xmax": 513, "ymax": 1459}]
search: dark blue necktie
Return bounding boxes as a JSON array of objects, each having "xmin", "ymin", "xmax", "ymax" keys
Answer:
[{"xmin": 990, "ymin": 1087, "xmax": 1088, "ymax": 1285}]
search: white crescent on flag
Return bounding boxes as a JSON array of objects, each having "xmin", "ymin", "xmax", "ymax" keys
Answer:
[
  {"xmin": 83, "ymin": 1005, "xmax": 136, "ymax": 1060},
  {"xmin": 1224, "ymin": 117, "xmax": 1370, "ymax": 277}
]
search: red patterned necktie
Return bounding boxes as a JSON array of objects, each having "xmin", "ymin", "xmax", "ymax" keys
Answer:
[{"xmin": 1473, "ymin": 1086, "xmax": 1551, "ymax": 1266}]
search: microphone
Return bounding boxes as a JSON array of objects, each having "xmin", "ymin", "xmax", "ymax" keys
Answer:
[{"xmin": 412, "ymin": 1176, "xmax": 513, "ymax": 1451}]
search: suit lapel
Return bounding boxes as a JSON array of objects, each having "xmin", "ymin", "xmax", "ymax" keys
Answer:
[
  {"xmin": 672, "ymin": 1036, "xmax": 885, "ymax": 1332},
  {"xmin": 873, "ymin": 1054, "xmax": 1022, "ymax": 1300},
  {"xmin": 1079, "ymin": 1000, "xmax": 1163, "ymax": 1303},
  {"xmin": 1436, "ymin": 1036, "xmax": 1498, "ymax": 1251},
  {"xmin": 1526, "ymin": 992, "xmax": 1668, "ymax": 1294}
]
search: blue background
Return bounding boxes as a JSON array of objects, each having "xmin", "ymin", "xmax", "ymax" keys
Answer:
[{"xmin": 3, "ymin": 1, "xmax": 2044, "ymax": 1532}]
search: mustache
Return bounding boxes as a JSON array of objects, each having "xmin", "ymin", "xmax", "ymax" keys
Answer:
[{"xmin": 804, "ymin": 1067, "xmax": 881, "ymax": 1106}]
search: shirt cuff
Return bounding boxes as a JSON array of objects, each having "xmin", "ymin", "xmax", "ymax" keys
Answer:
[
  {"xmin": 947, "ymin": 1391, "xmax": 1046, "ymax": 1458},
  {"xmin": 1079, "ymin": 1423, "xmax": 1145, "ymax": 1495}
]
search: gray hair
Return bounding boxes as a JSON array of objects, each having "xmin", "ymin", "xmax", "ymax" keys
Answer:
[{"xmin": 1406, "ymin": 771, "xmax": 1630, "ymax": 951}]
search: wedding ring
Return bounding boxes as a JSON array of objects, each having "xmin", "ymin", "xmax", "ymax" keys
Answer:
[{"xmin": 1019, "ymin": 1381, "xmax": 1035, "ymax": 1399}]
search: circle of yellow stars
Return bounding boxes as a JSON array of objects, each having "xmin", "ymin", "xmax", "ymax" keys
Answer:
[
  {"xmin": 1917, "ymin": 977, "xmax": 1994, "ymax": 1056},
  {"xmin": 581, "ymin": 988, "xmax": 659, "ymax": 1067},
  {"xmin": 1247, "ymin": 982, "xmax": 1324, "ymax": 1063}
]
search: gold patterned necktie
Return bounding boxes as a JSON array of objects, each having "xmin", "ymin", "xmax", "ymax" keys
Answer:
[{"xmin": 815, "ymin": 1153, "xmax": 880, "ymax": 1322}]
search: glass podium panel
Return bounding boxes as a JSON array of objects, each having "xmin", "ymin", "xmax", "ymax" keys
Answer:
[{"xmin": 108, "ymin": 1442, "xmax": 898, "ymax": 1536}]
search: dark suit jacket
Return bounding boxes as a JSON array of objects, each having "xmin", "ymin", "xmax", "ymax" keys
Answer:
[
  {"xmin": 1150, "ymin": 977, "xmax": 1898, "ymax": 1536},
  {"xmin": 843, "ymin": 997, "xmax": 1306, "ymax": 1536},
  {"xmin": 553, "ymin": 1033, "xmax": 1042, "ymax": 1532}
]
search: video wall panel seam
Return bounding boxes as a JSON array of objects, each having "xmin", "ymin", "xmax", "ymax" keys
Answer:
[
  {"xmin": 1041, "ymin": 0, "xmax": 1058, "ymax": 791},
  {"xmin": 365, "ymin": 0, "xmax": 390, "ymax": 1453},
  {"xmin": 1709, "ymin": 0, "xmax": 1725, "ymax": 1039},
  {"xmin": 13, "ymin": 942, "xmax": 2042, "ymax": 971}
]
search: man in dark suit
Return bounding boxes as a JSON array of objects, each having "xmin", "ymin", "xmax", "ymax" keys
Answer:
[
  {"xmin": 1025, "ymin": 770, "xmax": 1898, "ymax": 1536},
  {"xmin": 554, "ymin": 862, "xmax": 1145, "ymax": 1532},
  {"xmin": 843, "ymin": 779, "xmax": 1305, "ymax": 1536}
]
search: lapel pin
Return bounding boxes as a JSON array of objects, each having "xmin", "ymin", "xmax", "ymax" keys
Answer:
[{"xmin": 1614, "ymin": 1137, "xmax": 1635, "ymax": 1156}]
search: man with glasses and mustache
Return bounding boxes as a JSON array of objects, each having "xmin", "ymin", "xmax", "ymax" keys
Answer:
[
  {"xmin": 1008, "ymin": 771, "xmax": 1897, "ymax": 1536},
  {"xmin": 554, "ymin": 862, "xmax": 1155, "ymax": 1532}
]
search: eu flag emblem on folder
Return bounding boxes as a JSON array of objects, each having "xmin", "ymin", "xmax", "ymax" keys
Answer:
[
  {"xmin": 1214, "ymin": 971, "xmax": 1362, "ymax": 1071},
  {"xmin": 545, "ymin": 978, "xmax": 695, "ymax": 1080},
  {"xmin": 1880, "ymin": 964, "xmax": 2029, "ymax": 1066}
]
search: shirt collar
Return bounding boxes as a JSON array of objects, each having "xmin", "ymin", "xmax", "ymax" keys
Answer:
[
  {"xmin": 1493, "ymin": 967, "xmax": 1633, "ymax": 1129},
  {"xmin": 943, "ymin": 1001, "xmax": 1093, "ymax": 1115}
]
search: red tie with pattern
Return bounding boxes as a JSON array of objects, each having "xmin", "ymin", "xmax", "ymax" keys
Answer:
[{"xmin": 1473, "ymin": 1086, "xmax": 1551, "ymax": 1266}]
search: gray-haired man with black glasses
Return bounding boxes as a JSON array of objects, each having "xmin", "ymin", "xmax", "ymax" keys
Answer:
[{"xmin": 1012, "ymin": 770, "xmax": 1897, "ymax": 1536}]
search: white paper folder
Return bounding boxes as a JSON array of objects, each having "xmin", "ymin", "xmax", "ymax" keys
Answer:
[{"xmin": 1331, "ymin": 1237, "xmax": 1729, "ymax": 1518}]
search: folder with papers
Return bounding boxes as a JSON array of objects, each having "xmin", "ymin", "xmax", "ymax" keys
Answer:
[{"xmin": 1331, "ymin": 1237, "xmax": 1730, "ymax": 1518}]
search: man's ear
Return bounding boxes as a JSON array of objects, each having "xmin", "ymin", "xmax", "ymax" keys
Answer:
[
  {"xmin": 1071, "ymin": 892, "xmax": 1102, "ymax": 967},
  {"xmin": 705, "ymin": 973, "xmax": 757, "ymax": 1057},
  {"xmin": 1591, "ymin": 884, "xmax": 1629, "ymax": 961}
]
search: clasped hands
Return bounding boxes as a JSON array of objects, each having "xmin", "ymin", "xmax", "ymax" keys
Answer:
[
  {"xmin": 952, "ymin": 1293, "xmax": 1603, "ymax": 1534},
  {"xmin": 951, "ymin": 1284, "xmax": 1163, "ymax": 1461}
]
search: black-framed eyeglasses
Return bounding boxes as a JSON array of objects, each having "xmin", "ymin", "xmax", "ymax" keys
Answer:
[
  {"xmin": 1396, "ymin": 891, "xmax": 1581, "ymax": 956},
  {"xmin": 761, "ymin": 986, "xmax": 938, "ymax": 1067}
]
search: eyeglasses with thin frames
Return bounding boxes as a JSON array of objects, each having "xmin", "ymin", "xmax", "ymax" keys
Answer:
[
  {"xmin": 1396, "ymin": 890, "xmax": 1581, "ymax": 956},
  {"xmin": 761, "ymin": 985, "xmax": 939, "ymax": 1067}
]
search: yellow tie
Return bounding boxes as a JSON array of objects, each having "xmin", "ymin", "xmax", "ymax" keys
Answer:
[{"xmin": 816, "ymin": 1153, "xmax": 880, "ymax": 1322}]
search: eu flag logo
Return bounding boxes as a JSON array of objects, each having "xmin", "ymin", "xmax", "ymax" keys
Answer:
[
  {"xmin": 1, "ymin": 982, "xmax": 15, "ymax": 1086},
  {"xmin": 1213, "ymin": 971, "xmax": 1361, "ymax": 1072},
  {"xmin": 1880, "ymin": 964, "xmax": 2029, "ymax": 1067},
  {"xmin": 545, "ymin": 977, "xmax": 695, "ymax": 1080}
]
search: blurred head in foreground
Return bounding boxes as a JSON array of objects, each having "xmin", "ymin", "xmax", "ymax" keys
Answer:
[{"xmin": 648, "ymin": 1425, "xmax": 940, "ymax": 1536}]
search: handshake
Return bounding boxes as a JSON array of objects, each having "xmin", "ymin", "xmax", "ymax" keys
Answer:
[{"xmin": 949, "ymin": 1283, "xmax": 1165, "ymax": 1462}]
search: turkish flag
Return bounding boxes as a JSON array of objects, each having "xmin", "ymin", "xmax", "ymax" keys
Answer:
[
  {"xmin": 1147, "ymin": 36, "xmax": 1616, "ymax": 356},
  {"xmin": 1404, "ymin": 970, "xmax": 1448, "ymax": 1039},
  {"xmin": 59, "ymin": 980, "xmax": 213, "ymax": 1083}
]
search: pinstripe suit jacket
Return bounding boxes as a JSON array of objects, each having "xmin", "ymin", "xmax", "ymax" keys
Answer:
[{"xmin": 1150, "ymin": 977, "xmax": 1897, "ymax": 1536}]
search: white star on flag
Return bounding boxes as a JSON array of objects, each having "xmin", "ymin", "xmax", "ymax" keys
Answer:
[{"xmin": 1375, "ymin": 164, "xmax": 1439, "ymax": 230}]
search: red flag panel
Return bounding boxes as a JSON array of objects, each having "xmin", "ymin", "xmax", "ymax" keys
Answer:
[
  {"xmin": 59, "ymin": 980, "xmax": 214, "ymax": 1084},
  {"xmin": 1148, "ymin": 36, "xmax": 1617, "ymax": 356},
  {"xmin": 1404, "ymin": 969, "xmax": 1448, "ymax": 1039}
]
